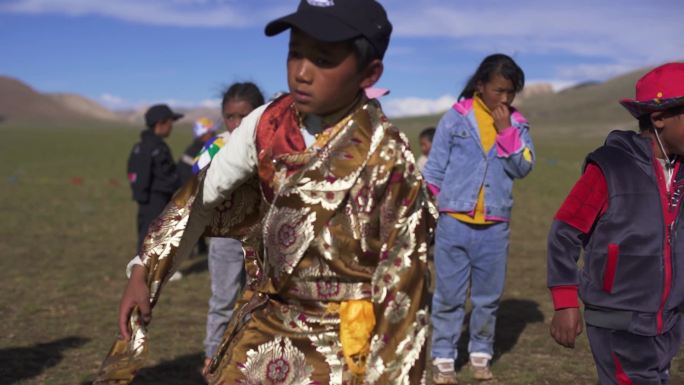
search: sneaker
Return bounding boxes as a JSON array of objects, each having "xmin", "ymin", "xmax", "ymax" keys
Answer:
[
  {"xmin": 432, "ymin": 358, "xmax": 458, "ymax": 385},
  {"xmin": 469, "ymin": 354, "xmax": 493, "ymax": 381},
  {"xmin": 169, "ymin": 271, "xmax": 183, "ymax": 282}
]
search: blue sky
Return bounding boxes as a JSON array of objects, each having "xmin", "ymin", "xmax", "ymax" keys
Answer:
[{"xmin": 0, "ymin": 0, "xmax": 682, "ymax": 117}]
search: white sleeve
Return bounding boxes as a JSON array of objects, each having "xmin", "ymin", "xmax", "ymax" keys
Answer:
[
  {"xmin": 126, "ymin": 255, "xmax": 144, "ymax": 278},
  {"xmin": 202, "ymin": 103, "xmax": 267, "ymax": 208}
]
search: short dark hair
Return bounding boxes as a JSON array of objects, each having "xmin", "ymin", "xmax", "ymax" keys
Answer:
[
  {"xmin": 352, "ymin": 36, "xmax": 380, "ymax": 72},
  {"xmin": 459, "ymin": 53, "xmax": 525, "ymax": 101},
  {"xmin": 221, "ymin": 82, "xmax": 265, "ymax": 110},
  {"xmin": 420, "ymin": 127, "xmax": 436, "ymax": 142},
  {"xmin": 638, "ymin": 115, "xmax": 653, "ymax": 132}
]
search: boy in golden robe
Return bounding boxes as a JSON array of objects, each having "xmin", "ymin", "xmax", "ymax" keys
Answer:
[{"xmin": 95, "ymin": 1, "xmax": 436, "ymax": 384}]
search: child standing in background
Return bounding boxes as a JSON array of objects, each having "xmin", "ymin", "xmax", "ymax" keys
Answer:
[
  {"xmin": 423, "ymin": 53, "xmax": 534, "ymax": 384},
  {"xmin": 417, "ymin": 126, "xmax": 435, "ymax": 172},
  {"xmin": 195, "ymin": 82, "xmax": 265, "ymax": 379}
]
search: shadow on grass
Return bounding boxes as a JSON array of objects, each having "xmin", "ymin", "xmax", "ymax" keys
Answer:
[
  {"xmin": 455, "ymin": 298, "xmax": 544, "ymax": 370},
  {"xmin": 130, "ymin": 352, "xmax": 205, "ymax": 385},
  {"xmin": 180, "ymin": 257, "xmax": 208, "ymax": 276},
  {"xmin": 0, "ymin": 336, "xmax": 89, "ymax": 385}
]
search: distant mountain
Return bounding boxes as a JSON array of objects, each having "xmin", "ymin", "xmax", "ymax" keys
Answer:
[
  {"xmin": 47, "ymin": 93, "xmax": 121, "ymax": 121},
  {"xmin": 0, "ymin": 76, "xmax": 82, "ymax": 123},
  {"xmin": 0, "ymin": 75, "xmax": 125, "ymax": 124},
  {"xmin": 518, "ymin": 83, "xmax": 554, "ymax": 101}
]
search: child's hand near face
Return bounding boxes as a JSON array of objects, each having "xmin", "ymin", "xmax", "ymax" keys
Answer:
[
  {"xmin": 492, "ymin": 104, "xmax": 512, "ymax": 133},
  {"xmin": 550, "ymin": 308, "xmax": 583, "ymax": 348}
]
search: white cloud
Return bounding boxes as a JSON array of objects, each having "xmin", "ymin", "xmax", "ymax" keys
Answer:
[
  {"xmin": 526, "ymin": 79, "xmax": 578, "ymax": 92},
  {"xmin": 99, "ymin": 93, "xmax": 128, "ymax": 109},
  {"xmin": 383, "ymin": 94, "xmax": 458, "ymax": 118},
  {"xmin": 554, "ymin": 63, "xmax": 640, "ymax": 81},
  {"xmin": 0, "ymin": 0, "xmax": 287, "ymax": 27},
  {"xmin": 388, "ymin": 1, "xmax": 683, "ymax": 64},
  {"xmin": 4, "ymin": 0, "xmax": 679, "ymax": 66},
  {"xmin": 98, "ymin": 93, "xmax": 221, "ymax": 111},
  {"xmin": 197, "ymin": 98, "xmax": 221, "ymax": 109}
]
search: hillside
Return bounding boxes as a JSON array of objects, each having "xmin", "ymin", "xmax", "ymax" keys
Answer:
[
  {"xmin": 0, "ymin": 76, "xmax": 128, "ymax": 125},
  {"xmin": 47, "ymin": 93, "xmax": 121, "ymax": 121},
  {"xmin": 0, "ymin": 76, "xmax": 85, "ymax": 123}
]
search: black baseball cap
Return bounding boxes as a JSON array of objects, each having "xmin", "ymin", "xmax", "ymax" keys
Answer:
[
  {"xmin": 144, "ymin": 104, "xmax": 184, "ymax": 127},
  {"xmin": 265, "ymin": 0, "xmax": 392, "ymax": 59}
]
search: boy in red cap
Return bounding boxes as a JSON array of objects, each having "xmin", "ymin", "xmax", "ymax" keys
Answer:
[
  {"xmin": 95, "ymin": 1, "xmax": 434, "ymax": 384},
  {"xmin": 547, "ymin": 62, "xmax": 684, "ymax": 385}
]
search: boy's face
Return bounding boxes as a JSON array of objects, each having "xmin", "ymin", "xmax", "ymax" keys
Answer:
[
  {"xmin": 287, "ymin": 29, "xmax": 378, "ymax": 116},
  {"xmin": 656, "ymin": 108, "xmax": 684, "ymax": 154},
  {"xmin": 420, "ymin": 137, "xmax": 432, "ymax": 156},
  {"xmin": 154, "ymin": 119, "xmax": 173, "ymax": 138}
]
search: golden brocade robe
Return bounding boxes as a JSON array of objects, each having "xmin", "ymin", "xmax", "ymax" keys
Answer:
[{"xmin": 95, "ymin": 96, "xmax": 437, "ymax": 384}]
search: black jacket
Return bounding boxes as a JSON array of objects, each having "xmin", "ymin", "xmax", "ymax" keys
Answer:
[{"xmin": 127, "ymin": 129, "xmax": 180, "ymax": 204}]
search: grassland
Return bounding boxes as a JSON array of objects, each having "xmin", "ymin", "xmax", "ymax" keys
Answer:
[{"xmin": 2, "ymin": 108, "xmax": 683, "ymax": 385}]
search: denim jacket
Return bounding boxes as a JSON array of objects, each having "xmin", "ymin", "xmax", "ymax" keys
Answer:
[{"xmin": 423, "ymin": 98, "xmax": 535, "ymax": 220}]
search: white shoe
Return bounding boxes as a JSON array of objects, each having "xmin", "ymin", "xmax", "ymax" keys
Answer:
[
  {"xmin": 432, "ymin": 358, "xmax": 458, "ymax": 384},
  {"xmin": 169, "ymin": 271, "xmax": 183, "ymax": 282},
  {"xmin": 470, "ymin": 353, "xmax": 493, "ymax": 381}
]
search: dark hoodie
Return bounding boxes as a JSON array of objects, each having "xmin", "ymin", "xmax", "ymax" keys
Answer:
[{"xmin": 547, "ymin": 130, "xmax": 684, "ymax": 336}]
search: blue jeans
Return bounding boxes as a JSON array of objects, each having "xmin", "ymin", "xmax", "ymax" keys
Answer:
[
  {"xmin": 431, "ymin": 214, "xmax": 510, "ymax": 360},
  {"xmin": 205, "ymin": 237, "xmax": 245, "ymax": 358}
]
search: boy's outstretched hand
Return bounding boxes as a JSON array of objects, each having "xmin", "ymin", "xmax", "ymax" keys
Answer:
[
  {"xmin": 550, "ymin": 307, "xmax": 583, "ymax": 348},
  {"xmin": 492, "ymin": 104, "xmax": 512, "ymax": 133},
  {"xmin": 118, "ymin": 265, "xmax": 151, "ymax": 341}
]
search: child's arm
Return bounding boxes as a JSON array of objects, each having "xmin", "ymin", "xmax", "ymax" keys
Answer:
[
  {"xmin": 547, "ymin": 163, "xmax": 608, "ymax": 347},
  {"xmin": 492, "ymin": 105, "xmax": 534, "ymax": 178},
  {"xmin": 202, "ymin": 105, "xmax": 266, "ymax": 207},
  {"xmin": 422, "ymin": 110, "xmax": 457, "ymax": 193},
  {"xmin": 493, "ymin": 108, "xmax": 535, "ymax": 179}
]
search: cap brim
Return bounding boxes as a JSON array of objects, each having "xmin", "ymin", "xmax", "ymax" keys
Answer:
[
  {"xmin": 265, "ymin": 10, "xmax": 360, "ymax": 42},
  {"xmin": 620, "ymin": 96, "xmax": 684, "ymax": 118},
  {"xmin": 171, "ymin": 113, "xmax": 184, "ymax": 121}
]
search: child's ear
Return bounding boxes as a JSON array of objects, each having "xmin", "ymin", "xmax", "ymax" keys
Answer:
[
  {"xmin": 475, "ymin": 81, "xmax": 484, "ymax": 95},
  {"xmin": 651, "ymin": 112, "xmax": 666, "ymax": 129},
  {"xmin": 359, "ymin": 59, "xmax": 384, "ymax": 90}
]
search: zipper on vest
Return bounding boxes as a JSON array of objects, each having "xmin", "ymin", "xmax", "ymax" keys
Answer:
[
  {"xmin": 668, "ymin": 183, "xmax": 684, "ymax": 318},
  {"xmin": 653, "ymin": 157, "xmax": 679, "ymax": 334}
]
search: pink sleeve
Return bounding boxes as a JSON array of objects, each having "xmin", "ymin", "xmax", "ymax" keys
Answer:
[
  {"xmin": 550, "ymin": 285, "xmax": 579, "ymax": 310},
  {"xmin": 364, "ymin": 87, "xmax": 390, "ymax": 99},
  {"xmin": 427, "ymin": 183, "xmax": 440, "ymax": 197},
  {"xmin": 495, "ymin": 126, "xmax": 524, "ymax": 157}
]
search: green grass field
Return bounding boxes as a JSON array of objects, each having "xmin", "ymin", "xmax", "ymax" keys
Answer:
[{"xmin": 2, "ymin": 116, "xmax": 683, "ymax": 385}]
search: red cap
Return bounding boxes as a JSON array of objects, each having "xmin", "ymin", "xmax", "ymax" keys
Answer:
[{"xmin": 620, "ymin": 62, "xmax": 684, "ymax": 118}]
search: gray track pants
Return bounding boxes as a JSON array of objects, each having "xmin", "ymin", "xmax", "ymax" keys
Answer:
[
  {"xmin": 204, "ymin": 237, "xmax": 245, "ymax": 358},
  {"xmin": 586, "ymin": 316, "xmax": 683, "ymax": 385}
]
